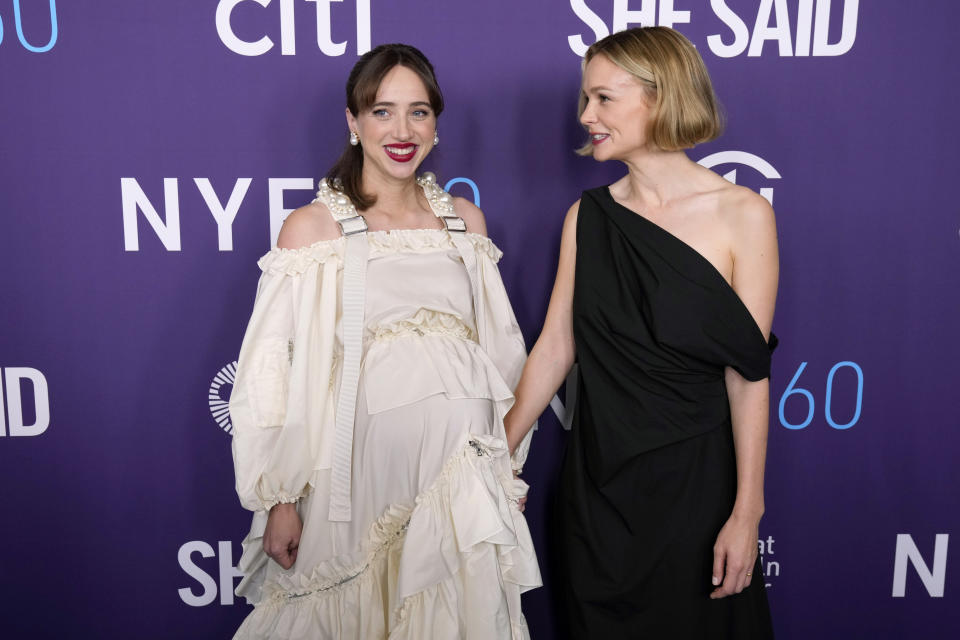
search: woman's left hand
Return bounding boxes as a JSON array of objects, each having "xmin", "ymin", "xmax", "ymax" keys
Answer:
[{"xmin": 710, "ymin": 512, "xmax": 760, "ymax": 599}]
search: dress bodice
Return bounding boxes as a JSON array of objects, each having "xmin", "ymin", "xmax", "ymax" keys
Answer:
[
  {"xmin": 363, "ymin": 230, "xmax": 477, "ymax": 346},
  {"xmin": 356, "ymin": 229, "xmax": 509, "ymax": 416},
  {"xmin": 572, "ymin": 186, "xmax": 777, "ymax": 480}
]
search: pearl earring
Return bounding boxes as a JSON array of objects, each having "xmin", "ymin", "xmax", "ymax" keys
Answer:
[
  {"xmin": 349, "ymin": 131, "xmax": 359, "ymax": 146},
  {"xmin": 433, "ymin": 131, "xmax": 439, "ymax": 146}
]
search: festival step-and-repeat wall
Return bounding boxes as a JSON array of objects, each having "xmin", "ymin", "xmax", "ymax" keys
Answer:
[{"xmin": 1, "ymin": 1, "xmax": 958, "ymax": 638}]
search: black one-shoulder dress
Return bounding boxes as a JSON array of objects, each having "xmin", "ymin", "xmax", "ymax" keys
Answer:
[{"xmin": 558, "ymin": 186, "xmax": 776, "ymax": 638}]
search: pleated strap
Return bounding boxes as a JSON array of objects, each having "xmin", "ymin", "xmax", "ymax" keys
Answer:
[
  {"xmin": 311, "ymin": 178, "xmax": 371, "ymax": 521},
  {"xmin": 328, "ymin": 232, "xmax": 368, "ymax": 522}
]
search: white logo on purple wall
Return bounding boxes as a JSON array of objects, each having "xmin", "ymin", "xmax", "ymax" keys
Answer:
[
  {"xmin": 568, "ymin": 0, "xmax": 859, "ymax": 58},
  {"xmin": 1, "ymin": 367, "xmax": 50, "ymax": 437},
  {"xmin": 209, "ymin": 362, "xmax": 238, "ymax": 434},
  {"xmin": 697, "ymin": 150, "xmax": 780, "ymax": 205},
  {"xmin": 892, "ymin": 534, "xmax": 949, "ymax": 598},
  {"xmin": 758, "ymin": 534, "xmax": 780, "ymax": 589},
  {"xmin": 121, "ymin": 176, "xmax": 482, "ymax": 252},
  {"xmin": 215, "ymin": 0, "xmax": 371, "ymax": 57},
  {"xmin": 178, "ymin": 540, "xmax": 245, "ymax": 606},
  {"xmin": 120, "ymin": 177, "xmax": 310, "ymax": 252}
]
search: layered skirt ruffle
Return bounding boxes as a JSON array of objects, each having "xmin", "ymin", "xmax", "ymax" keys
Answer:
[{"xmin": 234, "ymin": 434, "xmax": 540, "ymax": 640}]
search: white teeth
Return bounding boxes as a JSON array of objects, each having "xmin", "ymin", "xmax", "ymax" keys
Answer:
[
  {"xmin": 592, "ymin": 134, "xmax": 608, "ymax": 140},
  {"xmin": 387, "ymin": 146, "xmax": 415, "ymax": 155}
]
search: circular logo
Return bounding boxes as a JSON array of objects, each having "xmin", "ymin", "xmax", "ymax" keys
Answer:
[
  {"xmin": 697, "ymin": 150, "xmax": 781, "ymax": 205},
  {"xmin": 209, "ymin": 362, "xmax": 237, "ymax": 434}
]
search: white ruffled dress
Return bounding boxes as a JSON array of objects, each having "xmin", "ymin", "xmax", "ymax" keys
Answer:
[{"xmin": 229, "ymin": 190, "xmax": 541, "ymax": 639}]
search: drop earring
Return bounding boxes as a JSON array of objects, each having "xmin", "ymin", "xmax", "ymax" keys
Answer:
[
  {"xmin": 349, "ymin": 131, "xmax": 359, "ymax": 146},
  {"xmin": 433, "ymin": 131, "xmax": 439, "ymax": 146}
]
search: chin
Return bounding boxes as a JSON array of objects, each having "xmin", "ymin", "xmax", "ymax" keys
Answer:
[
  {"xmin": 375, "ymin": 160, "xmax": 419, "ymax": 181},
  {"xmin": 591, "ymin": 147, "xmax": 613, "ymax": 163},
  {"xmin": 392, "ymin": 163, "xmax": 421, "ymax": 180}
]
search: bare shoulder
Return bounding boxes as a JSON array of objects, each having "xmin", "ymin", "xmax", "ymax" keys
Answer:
[
  {"xmin": 557, "ymin": 199, "xmax": 581, "ymax": 253},
  {"xmin": 276, "ymin": 201, "xmax": 341, "ymax": 249},
  {"xmin": 452, "ymin": 196, "xmax": 488, "ymax": 236},
  {"xmin": 723, "ymin": 183, "xmax": 774, "ymax": 227},
  {"xmin": 565, "ymin": 199, "xmax": 581, "ymax": 225}
]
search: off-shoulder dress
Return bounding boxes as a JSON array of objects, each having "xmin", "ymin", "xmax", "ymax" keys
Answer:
[{"xmin": 229, "ymin": 177, "xmax": 541, "ymax": 639}]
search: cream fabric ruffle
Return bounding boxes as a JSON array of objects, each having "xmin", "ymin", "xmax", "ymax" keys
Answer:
[
  {"xmin": 364, "ymin": 318, "xmax": 513, "ymax": 414},
  {"xmin": 257, "ymin": 230, "xmax": 502, "ymax": 276},
  {"xmin": 233, "ymin": 435, "xmax": 539, "ymax": 640}
]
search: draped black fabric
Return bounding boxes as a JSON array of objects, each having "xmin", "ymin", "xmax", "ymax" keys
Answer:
[{"xmin": 557, "ymin": 186, "xmax": 775, "ymax": 638}]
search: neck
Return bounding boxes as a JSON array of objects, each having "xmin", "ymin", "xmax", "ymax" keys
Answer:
[
  {"xmin": 360, "ymin": 166, "xmax": 422, "ymax": 215},
  {"xmin": 619, "ymin": 146, "xmax": 694, "ymax": 208}
]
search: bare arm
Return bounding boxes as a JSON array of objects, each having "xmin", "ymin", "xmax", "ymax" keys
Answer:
[
  {"xmin": 712, "ymin": 191, "xmax": 779, "ymax": 598},
  {"xmin": 505, "ymin": 201, "xmax": 580, "ymax": 455}
]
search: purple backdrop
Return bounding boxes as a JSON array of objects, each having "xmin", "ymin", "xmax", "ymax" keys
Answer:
[{"xmin": 1, "ymin": 1, "xmax": 958, "ymax": 638}]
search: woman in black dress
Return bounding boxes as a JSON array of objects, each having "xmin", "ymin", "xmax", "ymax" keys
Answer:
[{"xmin": 505, "ymin": 27, "xmax": 778, "ymax": 637}]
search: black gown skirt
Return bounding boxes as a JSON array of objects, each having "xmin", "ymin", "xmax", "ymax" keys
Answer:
[{"xmin": 558, "ymin": 186, "xmax": 776, "ymax": 639}]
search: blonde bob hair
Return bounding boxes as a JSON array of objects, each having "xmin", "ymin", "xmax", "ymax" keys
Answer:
[{"xmin": 577, "ymin": 27, "xmax": 722, "ymax": 155}]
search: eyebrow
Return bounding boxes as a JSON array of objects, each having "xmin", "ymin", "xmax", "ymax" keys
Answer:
[
  {"xmin": 371, "ymin": 101, "xmax": 432, "ymax": 108},
  {"xmin": 583, "ymin": 85, "xmax": 614, "ymax": 94}
]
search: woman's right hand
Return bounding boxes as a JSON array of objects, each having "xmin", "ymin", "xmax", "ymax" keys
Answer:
[
  {"xmin": 263, "ymin": 502, "xmax": 302, "ymax": 570},
  {"xmin": 503, "ymin": 200, "xmax": 580, "ymax": 458},
  {"xmin": 513, "ymin": 469, "xmax": 528, "ymax": 513}
]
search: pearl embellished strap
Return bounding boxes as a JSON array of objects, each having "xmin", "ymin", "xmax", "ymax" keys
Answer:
[
  {"xmin": 415, "ymin": 172, "xmax": 454, "ymax": 216},
  {"xmin": 417, "ymin": 172, "xmax": 466, "ymax": 233},
  {"xmin": 314, "ymin": 179, "xmax": 359, "ymax": 221},
  {"xmin": 315, "ymin": 174, "xmax": 464, "ymax": 233},
  {"xmin": 314, "ymin": 179, "xmax": 368, "ymax": 236}
]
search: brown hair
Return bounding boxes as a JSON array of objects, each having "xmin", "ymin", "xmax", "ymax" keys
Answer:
[
  {"xmin": 577, "ymin": 27, "xmax": 722, "ymax": 155},
  {"xmin": 326, "ymin": 43, "xmax": 444, "ymax": 210}
]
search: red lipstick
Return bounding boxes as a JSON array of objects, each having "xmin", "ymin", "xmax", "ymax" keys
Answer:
[{"xmin": 384, "ymin": 143, "xmax": 417, "ymax": 163}]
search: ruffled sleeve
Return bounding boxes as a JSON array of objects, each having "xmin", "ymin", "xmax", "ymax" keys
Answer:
[
  {"xmin": 230, "ymin": 242, "xmax": 343, "ymax": 512},
  {"xmin": 473, "ymin": 239, "xmax": 535, "ymax": 469}
]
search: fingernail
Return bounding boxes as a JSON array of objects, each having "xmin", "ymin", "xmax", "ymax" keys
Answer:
[{"xmin": 712, "ymin": 576, "xmax": 720, "ymax": 586}]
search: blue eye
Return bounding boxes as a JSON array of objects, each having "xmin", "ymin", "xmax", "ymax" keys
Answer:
[
  {"xmin": 598, "ymin": 94, "xmax": 610, "ymax": 103},
  {"xmin": 373, "ymin": 108, "xmax": 389, "ymax": 118}
]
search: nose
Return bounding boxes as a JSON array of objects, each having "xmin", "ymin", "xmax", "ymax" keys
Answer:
[
  {"xmin": 580, "ymin": 100, "xmax": 596, "ymax": 127},
  {"xmin": 394, "ymin": 117, "xmax": 411, "ymax": 140}
]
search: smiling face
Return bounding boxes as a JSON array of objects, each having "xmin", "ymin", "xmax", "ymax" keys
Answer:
[
  {"xmin": 347, "ymin": 64, "xmax": 437, "ymax": 183},
  {"xmin": 579, "ymin": 54, "xmax": 656, "ymax": 162}
]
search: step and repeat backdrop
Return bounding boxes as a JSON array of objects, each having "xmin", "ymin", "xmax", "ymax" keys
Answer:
[{"xmin": 1, "ymin": 1, "xmax": 958, "ymax": 638}]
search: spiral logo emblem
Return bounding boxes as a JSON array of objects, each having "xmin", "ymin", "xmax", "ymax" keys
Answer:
[{"xmin": 209, "ymin": 362, "xmax": 237, "ymax": 434}]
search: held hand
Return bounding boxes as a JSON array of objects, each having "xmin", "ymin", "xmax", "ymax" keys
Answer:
[
  {"xmin": 264, "ymin": 502, "xmax": 302, "ymax": 570},
  {"xmin": 710, "ymin": 512, "xmax": 760, "ymax": 599},
  {"xmin": 513, "ymin": 469, "xmax": 527, "ymax": 513}
]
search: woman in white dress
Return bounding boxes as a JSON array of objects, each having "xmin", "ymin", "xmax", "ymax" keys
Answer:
[{"xmin": 228, "ymin": 43, "xmax": 541, "ymax": 639}]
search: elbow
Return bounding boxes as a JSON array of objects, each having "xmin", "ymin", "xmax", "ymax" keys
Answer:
[{"xmin": 534, "ymin": 332, "xmax": 575, "ymax": 375}]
